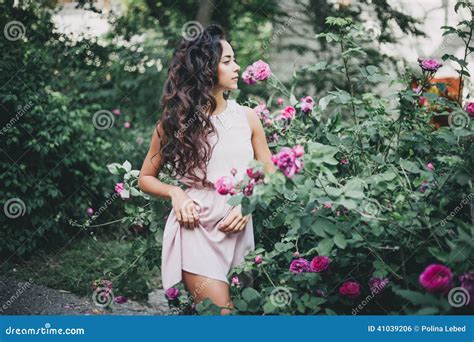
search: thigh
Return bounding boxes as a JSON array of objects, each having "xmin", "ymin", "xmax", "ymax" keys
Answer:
[{"xmin": 182, "ymin": 270, "xmax": 234, "ymax": 315}]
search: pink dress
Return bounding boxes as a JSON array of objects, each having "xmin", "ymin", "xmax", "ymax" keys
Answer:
[{"xmin": 161, "ymin": 99, "xmax": 255, "ymax": 291}]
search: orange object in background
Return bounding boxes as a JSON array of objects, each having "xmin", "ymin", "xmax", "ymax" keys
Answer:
[
  {"xmin": 428, "ymin": 77, "xmax": 463, "ymax": 129},
  {"xmin": 430, "ymin": 77, "xmax": 462, "ymax": 102}
]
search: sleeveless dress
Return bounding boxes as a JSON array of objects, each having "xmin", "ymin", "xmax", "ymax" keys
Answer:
[{"xmin": 161, "ymin": 99, "xmax": 255, "ymax": 291}]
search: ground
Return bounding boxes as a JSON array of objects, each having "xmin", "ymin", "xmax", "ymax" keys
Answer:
[{"xmin": 0, "ymin": 275, "xmax": 173, "ymax": 316}]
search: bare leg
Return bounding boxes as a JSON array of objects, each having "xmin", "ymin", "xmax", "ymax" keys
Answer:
[{"xmin": 182, "ymin": 270, "xmax": 234, "ymax": 315}]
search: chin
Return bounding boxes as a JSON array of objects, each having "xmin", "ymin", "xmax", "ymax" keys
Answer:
[{"xmin": 226, "ymin": 84, "xmax": 239, "ymax": 91}]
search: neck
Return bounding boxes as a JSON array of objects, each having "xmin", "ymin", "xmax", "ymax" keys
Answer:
[
  {"xmin": 212, "ymin": 88, "xmax": 226, "ymax": 106},
  {"xmin": 210, "ymin": 88, "xmax": 227, "ymax": 115}
]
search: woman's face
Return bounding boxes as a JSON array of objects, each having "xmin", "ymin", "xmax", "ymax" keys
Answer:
[{"xmin": 216, "ymin": 40, "xmax": 240, "ymax": 91}]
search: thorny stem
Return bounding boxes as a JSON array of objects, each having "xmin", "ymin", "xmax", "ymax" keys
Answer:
[
  {"xmin": 339, "ymin": 36, "xmax": 365, "ymax": 172},
  {"xmin": 457, "ymin": 6, "xmax": 473, "ymax": 105},
  {"xmin": 261, "ymin": 265, "xmax": 276, "ymax": 287}
]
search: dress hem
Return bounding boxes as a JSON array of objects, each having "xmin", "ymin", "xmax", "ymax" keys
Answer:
[{"xmin": 181, "ymin": 267, "xmax": 230, "ymax": 286}]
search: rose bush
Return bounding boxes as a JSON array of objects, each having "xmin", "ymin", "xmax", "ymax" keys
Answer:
[
  {"xmin": 103, "ymin": 2, "xmax": 473, "ymax": 314},
  {"xmin": 197, "ymin": 6, "xmax": 473, "ymax": 315}
]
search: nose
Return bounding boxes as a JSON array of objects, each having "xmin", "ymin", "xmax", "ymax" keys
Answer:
[{"xmin": 234, "ymin": 63, "xmax": 240, "ymax": 73}]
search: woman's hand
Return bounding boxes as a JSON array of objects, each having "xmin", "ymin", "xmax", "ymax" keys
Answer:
[
  {"xmin": 218, "ymin": 205, "xmax": 250, "ymax": 234},
  {"xmin": 170, "ymin": 187, "xmax": 200, "ymax": 229}
]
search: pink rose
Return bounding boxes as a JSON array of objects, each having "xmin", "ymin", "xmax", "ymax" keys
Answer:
[
  {"xmin": 242, "ymin": 69, "xmax": 256, "ymax": 84},
  {"xmin": 252, "ymin": 60, "xmax": 272, "ymax": 81},
  {"xmin": 341, "ymin": 159, "xmax": 348, "ymax": 165},
  {"xmin": 165, "ymin": 287, "xmax": 180, "ymax": 300},
  {"xmin": 419, "ymin": 264, "xmax": 453, "ymax": 293},
  {"xmin": 114, "ymin": 295, "xmax": 128, "ymax": 304},
  {"xmin": 465, "ymin": 102, "xmax": 474, "ymax": 117},
  {"xmin": 231, "ymin": 276, "xmax": 240, "ymax": 286},
  {"xmin": 368, "ymin": 277, "xmax": 389, "ymax": 294},
  {"xmin": 112, "ymin": 108, "xmax": 121, "ymax": 116},
  {"xmin": 272, "ymin": 146, "xmax": 304, "ymax": 178},
  {"xmin": 300, "ymin": 96, "xmax": 314, "ymax": 113},
  {"xmin": 254, "ymin": 104, "xmax": 270, "ymax": 119},
  {"xmin": 243, "ymin": 179, "xmax": 255, "ymax": 196},
  {"xmin": 323, "ymin": 202, "xmax": 332, "ymax": 209},
  {"xmin": 215, "ymin": 176, "xmax": 234, "ymax": 195},
  {"xmin": 418, "ymin": 58, "xmax": 442, "ymax": 72},
  {"xmin": 310, "ymin": 256, "xmax": 330, "ymax": 273},
  {"xmin": 246, "ymin": 168, "xmax": 263, "ymax": 180},
  {"xmin": 263, "ymin": 117, "xmax": 274, "ymax": 127},
  {"xmin": 292, "ymin": 145, "xmax": 304, "ymax": 158},
  {"xmin": 426, "ymin": 162, "xmax": 434, "ymax": 171},
  {"xmin": 339, "ymin": 281, "xmax": 361, "ymax": 298},
  {"xmin": 114, "ymin": 182, "xmax": 125, "ymax": 194},
  {"xmin": 281, "ymin": 106, "xmax": 296, "ymax": 120},
  {"xmin": 277, "ymin": 98, "xmax": 284, "ymax": 106},
  {"xmin": 289, "ymin": 258, "xmax": 310, "ymax": 274},
  {"xmin": 254, "ymin": 255, "xmax": 263, "ymax": 264},
  {"xmin": 419, "ymin": 96, "xmax": 426, "ymax": 107},
  {"xmin": 124, "ymin": 122, "xmax": 131, "ymax": 128},
  {"xmin": 87, "ymin": 207, "xmax": 94, "ymax": 216}
]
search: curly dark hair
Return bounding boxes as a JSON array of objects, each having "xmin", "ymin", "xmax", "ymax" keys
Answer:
[{"xmin": 155, "ymin": 24, "xmax": 230, "ymax": 187}]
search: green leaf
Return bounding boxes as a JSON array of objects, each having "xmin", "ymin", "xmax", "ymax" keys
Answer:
[
  {"xmin": 366, "ymin": 65, "xmax": 378, "ymax": 75},
  {"xmin": 394, "ymin": 289, "xmax": 438, "ymax": 306},
  {"xmin": 122, "ymin": 160, "xmax": 132, "ymax": 172},
  {"xmin": 242, "ymin": 287, "xmax": 261, "ymax": 303},
  {"xmin": 319, "ymin": 95, "xmax": 336, "ymax": 111},
  {"xmin": 263, "ymin": 301, "xmax": 276, "ymax": 314},
  {"xmin": 107, "ymin": 163, "xmax": 123, "ymax": 175},
  {"xmin": 415, "ymin": 307, "xmax": 439, "ymax": 315},
  {"xmin": 325, "ymin": 187, "xmax": 342, "ymax": 197},
  {"xmin": 303, "ymin": 61, "xmax": 328, "ymax": 72},
  {"xmin": 337, "ymin": 198, "xmax": 357, "ymax": 210},
  {"xmin": 400, "ymin": 159, "xmax": 421, "ymax": 173},
  {"xmin": 233, "ymin": 299, "xmax": 248, "ymax": 311},
  {"xmin": 313, "ymin": 217, "xmax": 337, "ymax": 235},
  {"xmin": 307, "ymin": 297, "xmax": 327, "ymax": 307},
  {"xmin": 344, "ymin": 190, "xmax": 364, "ymax": 199},
  {"xmin": 289, "ymin": 93, "xmax": 298, "ymax": 106},
  {"xmin": 333, "ymin": 233, "xmax": 347, "ymax": 249},
  {"xmin": 316, "ymin": 238, "xmax": 334, "ymax": 255},
  {"xmin": 227, "ymin": 194, "xmax": 243, "ymax": 206},
  {"xmin": 130, "ymin": 188, "xmax": 141, "ymax": 197}
]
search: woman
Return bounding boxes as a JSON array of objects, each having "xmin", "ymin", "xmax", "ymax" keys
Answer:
[{"xmin": 138, "ymin": 24, "xmax": 275, "ymax": 315}]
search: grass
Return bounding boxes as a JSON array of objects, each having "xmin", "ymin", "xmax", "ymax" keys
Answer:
[{"xmin": 1, "ymin": 236, "xmax": 160, "ymax": 300}]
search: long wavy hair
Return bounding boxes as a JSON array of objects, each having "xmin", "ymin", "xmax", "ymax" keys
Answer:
[{"xmin": 154, "ymin": 24, "xmax": 230, "ymax": 187}]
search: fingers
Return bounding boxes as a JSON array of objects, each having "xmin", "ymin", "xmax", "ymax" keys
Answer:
[
  {"xmin": 190, "ymin": 206, "xmax": 200, "ymax": 228},
  {"xmin": 175, "ymin": 202, "xmax": 200, "ymax": 229},
  {"xmin": 187, "ymin": 200, "xmax": 201, "ymax": 228},
  {"xmin": 220, "ymin": 215, "xmax": 249, "ymax": 233},
  {"xmin": 182, "ymin": 207, "xmax": 197, "ymax": 229},
  {"xmin": 219, "ymin": 215, "xmax": 239, "ymax": 232},
  {"xmin": 231, "ymin": 217, "xmax": 249, "ymax": 233}
]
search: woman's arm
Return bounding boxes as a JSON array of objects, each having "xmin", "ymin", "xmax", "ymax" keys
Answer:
[
  {"xmin": 138, "ymin": 123, "xmax": 200, "ymax": 229},
  {"xmin": 243, "ymin": 106, "xmax": 276, "ymax": 174},
  {"xmin": 137, "ymin": 123, "xmax": 181, "ymax": 200}
]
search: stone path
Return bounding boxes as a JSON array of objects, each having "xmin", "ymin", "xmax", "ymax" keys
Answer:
[{"xmin": 0, "ymin": 275, "xmax": 173, "ymax": 316}]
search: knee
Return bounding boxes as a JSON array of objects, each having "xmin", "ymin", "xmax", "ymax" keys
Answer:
[
  {"xmin": 220, "ymin": 307, "xmax": 232, "ymax": 315},
  {"xmin": 220, "ymin": 300, "xmax": 234, "ymax": 315}
]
